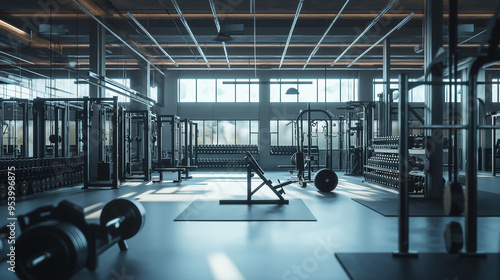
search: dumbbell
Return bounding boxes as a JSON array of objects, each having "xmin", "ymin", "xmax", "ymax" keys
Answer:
[{"xmin": 15, "ymin": 198, "xmax": 145, "ymax": 280}]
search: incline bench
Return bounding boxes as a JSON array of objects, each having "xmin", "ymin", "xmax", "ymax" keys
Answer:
[{"xmin": 220, "ymin": 152, "xmax": 294, "ymax": 205}]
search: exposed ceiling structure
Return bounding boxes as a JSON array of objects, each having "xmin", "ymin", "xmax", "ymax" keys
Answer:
[{"xmin": 0, "ymin": 0, "xmax": 498, "ymax": 71}]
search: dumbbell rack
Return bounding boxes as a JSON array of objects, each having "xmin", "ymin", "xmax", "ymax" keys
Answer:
[
  {"xmin": 364, "ymin": 136, "xmax": 426, "ymax": 194},
  {"xmin": 197, "ymin": 144, "xmax": 258, "ymax": 169},
  {"xmin": 0, "ymin": 157, "xmax": 84, "ymax": 200}
]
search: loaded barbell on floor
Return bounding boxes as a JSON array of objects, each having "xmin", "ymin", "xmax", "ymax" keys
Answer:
[{"xmin": 13, "ymin": 198, "xmax": 146, "ymax": 280}]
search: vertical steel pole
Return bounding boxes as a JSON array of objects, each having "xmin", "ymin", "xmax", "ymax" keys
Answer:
[{"xmin": 397, "ymin": 73, "xmax": 410, "ymax": 253}]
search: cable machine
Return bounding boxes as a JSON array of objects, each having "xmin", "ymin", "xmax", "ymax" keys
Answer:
[
  {"xmin": 119, "ymin": 109, "xmax": 154, "ymax": 181},
  {"xmin": 295, "ymin": 104, "xmax": 338, "ymax": 192}
]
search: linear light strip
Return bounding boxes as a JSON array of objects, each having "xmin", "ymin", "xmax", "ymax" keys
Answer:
[
  {"xmin": 170, "ymin": 0, "xmax": 210, "ymax": 68},
  {"xmin": 347, "ymin": 12, "xmax": 414, "ymax": 67},
  {"xmin": 303, "ymin": 0, "xmax": 350, "ymax": 69},
  {"xmin": 331, "ymin": 0, "xmax": 397, "ymax": 66},
  {"xmin": 208, "ymin": 0, "xmax": 230, "ymax": 68},
  {"xmin": 279, "ymin": 0, "xmax": 304, "ymax": 69},
  {"xmin": 127, "ymin": 12, "xmax": 178, "ymax": 67}
]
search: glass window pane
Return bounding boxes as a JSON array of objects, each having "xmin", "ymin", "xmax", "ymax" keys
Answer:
[
  {"xmin": 217, "ymin": 121, "xmax": 235, "ymax": 144},
  {"xmin": 251, "ymin": 134, "xmax": 259, "ymax": 145},
  {"xmin": 493, "ymin": 80, "xmax": 498, "ymax": 102},
  {"xmin": 411, "ymin": 85, "xmax": 425, "ymax": 102},
  {"xmin": 236, "ymin": 121, "xmax": 250, "ymax": 144},
  {"xmin": 217, "ymin": 79, "xmax": 235, "ymax": 102},
  {"xmin": 204, "ymin": 121, "xmax": 217, "ymax": 144},
  {"xmin": 281, "ymin": 79, "xmax": 298, "ymax": 102},
  {"xmin": 326, "ymin": 79, "xmax": 340, "ymax": 102},
  {"xmin": 271, "ymin": 134, "xmax": 278, "ymax": 145},
  {"xmin": 179, "ymin": 79, "xmax": 196, "ymax": 102},
  {"xmin": 298, "ymin": 79, "xmax": 317, "ymax": 102},
  {"xmin": 341, "ymin": 79, "xmax": 353, "ymax": 102},
  {"xmin": 250, "ymin": 79, "xmax": 259, "ymax": 102},
  {"xmin": 317, "ymin": 120, "xmax": 328, "ymax": 149},
  {"xmin": 278, "ymin": 120, "xmax": 293, "ymax": 146},
  {"xmin": 270, "ymin": 120, "xmax": 278, "ymax": 133},
  {"xmin": 251, "ymin": 120, "xmax": 259, "ymax": 132},
  {"xmin": 236, "ymin": 79, "xmax": 249, "ymax": 102},
  {"xmin": 270, "ymin": 79, "xmax": 280, "ymax": 102},
  {"xmin": 197, "ymin": 79, "xmax": 215, "ymax": 102},
  {"xmin": 318, "ymin": 79, "xmax": 326, "ymax": 102}
]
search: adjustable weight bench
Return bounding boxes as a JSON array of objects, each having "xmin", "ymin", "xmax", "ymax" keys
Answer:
[{"xmin": 220, "ymin": 151, "xmax": 294, "ymax": 205}]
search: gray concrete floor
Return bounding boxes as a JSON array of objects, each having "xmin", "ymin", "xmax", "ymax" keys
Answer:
[{"xmin": 1, "ymin": 171, "xmax": 499, "ymax": 280}]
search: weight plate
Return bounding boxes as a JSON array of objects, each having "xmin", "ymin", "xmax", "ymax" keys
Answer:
[
  {"xmin": 16, "ymin": 221, "xmax": 88, "ymax": 280},
  {"xmin": 99, "ymin": 198, "xmax": 146, "ymax": 240},
  {"xmin": 443, "ymin": 221, "xmax": 463, "ymax": 254},
  {"xmin": 313, "ymin": 169, "xmax": 338, "ymax": 192},
  {"xmin": 443, "ymin": 181, "xmax": 464, "ymax": 216}
]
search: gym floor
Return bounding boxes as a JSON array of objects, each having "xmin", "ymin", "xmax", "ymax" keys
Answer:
[{"xmin": 1, "ymin": 171, "xmax": 500, "ymax": 280}]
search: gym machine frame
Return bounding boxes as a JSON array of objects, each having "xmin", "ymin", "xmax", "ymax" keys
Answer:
[
  {"xmin": 220, "ymin": 151, "xmax": 293, "ymax": 205},
  {"xmin": 295, "ymin": 104, "xmax": 338, "ymax": 192},
  {"xmin": 181, "ymin": 118, "xmax": 199, "ymax": 171},
  {"xmin": 33, "ymin": 99, "xmax": 83, "ymax": 159},
  {"xmin": 339, "ymin": 101, "xmax": 374, "ymax": 176},
  {"xmin": 154, "ymin": 115, "xmax": 185, "ymax": 183},
  {"xmin": 0, "ymin": 98, "xmax": 31, "ymax": 158},
  {"xmin": 119, "ymin": 109, "xmax": 153, "ymax": 181}
]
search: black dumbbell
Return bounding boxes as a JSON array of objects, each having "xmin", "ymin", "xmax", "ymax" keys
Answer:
[{"xmin": 15, "ymin": 198, "xmax": 145, "ymax": 280}]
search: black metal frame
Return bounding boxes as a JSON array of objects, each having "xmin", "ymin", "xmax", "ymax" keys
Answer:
[
  {"xmin": 295, "ymin": 104, "xmax": 335, "ymax": 183},
  {"xmin": 120, "ymin": 110, "xmax": 153, "ymax": 181},
  {"xmin": 220, "ymin": 151, "xmax": 292, "ymax": 205}
]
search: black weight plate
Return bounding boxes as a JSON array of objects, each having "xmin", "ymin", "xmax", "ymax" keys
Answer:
[
  {"xmin": 99, "ymin": 198, "xmax": 146, "ymax": 240},
  {"xmin": 443, "ymin": 221, "xmax": 463, "ymax": 254},
  {"xmin": 313, "ymin": 169, "xmax": 338, "ymax": 192},
  {"xmin": 16, "ymin": 221, "xmax": 88, "ymax": 280},
  {"xmin": 443, "ymin": 181, "xmax": 464, "ymax": 216}
]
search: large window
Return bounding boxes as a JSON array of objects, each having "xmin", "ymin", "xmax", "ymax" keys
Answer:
[
  {"xmin": 270, "ymin": 120, "xmax": 340, "ymax": 149},
  {"xmin": 178, "ymin": 79, "xmax": 259, "ymax": 102},
  {"xmin": 373, "ymin": 78, "xmax": 460, "ymax": 103},
  {"xmin": 1, "ymin": 78, "xmax": 89, "ymax": 99},
  {"xmin": 270, "ymin": 78, "xmax": 358, "ymax": 102},
  {"xmin": 193, "ymin": 120, "xmax": 259, "ymax": 145}
]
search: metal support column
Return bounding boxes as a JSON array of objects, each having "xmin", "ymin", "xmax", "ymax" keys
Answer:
[
  {"xmin": 33, "ymin": 100, "xmax": 46, "ymax": 158},
  {"xmin": 423, "ymin": 0, "xmax": 444, "ymax": 198},
  {"xmin": 61, "ymin": 103, "xmax": 69, "ymax": 157},
  {"xmin": 383, "ymin": 38, "xmax": 391, "ymax": 136},
  {"xmin": 82, "ymin": 99, "xmax": 90, "ymax": 188},
  {"xmin": 112, "ymin": 96, "xmax": 119, "ymax": 188},
  {"xmin": 394, "ymin": 73, "xmax": 416, "ymax": 257},
  {"xmin": 54, "ymin": 107, "xmax": 59, "ymax": 157},
  {"xmin": 21, "ymin": 102, "xmax": 29, "ymax": 157}
]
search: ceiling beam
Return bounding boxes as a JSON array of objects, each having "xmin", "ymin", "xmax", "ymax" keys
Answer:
[
  {"xmin": 331, "ymin": 0, "xmax": 397, "ymax": 67},
  {"xmin": 303, "ymin": 0, "xmax": 350, "ymax": 69},
  {"xmin": 279, "ymin": 0, "xmax": 304, "ymax": 69},
  {"xmin": 72, "ymin": 0, "xmax": 165, "ymax": 75},
  {"xmin": 348, "ymin": 13, "xmax": 414, "ymax": 67},
  {"xmin": 127, "ymin": 12, "xmax": 178, "ymax": 67},
  {"xmin": 208, "ymin": 0, "xmax": 230, "ymax": 68},
  {"xmin": 169, "ymin": 0, "xmax": 210, "ymax": 68}
]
